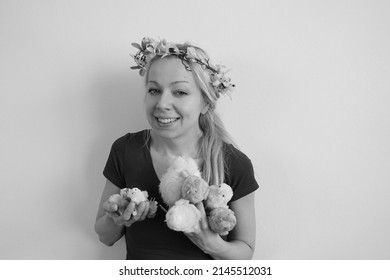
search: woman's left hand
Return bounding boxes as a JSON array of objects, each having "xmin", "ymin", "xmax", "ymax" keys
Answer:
[{"xmin": 184, "ymin": 202, "xmax": 221, "ymax": 255}]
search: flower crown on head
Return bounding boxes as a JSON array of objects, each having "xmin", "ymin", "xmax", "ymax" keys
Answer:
[{"xmin": 130, "ymin": 37, "xmax": 235, "ymax": 97}]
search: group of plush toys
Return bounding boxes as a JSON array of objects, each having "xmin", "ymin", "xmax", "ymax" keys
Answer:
[
  {"xmin": 105, "ymin": 157, "xmax": 237, "ymax": 236},
  {"xmin": 160, "ymin": 157, "xmax": 237, "ymax": 235},
  {"xmin": 107, "ymin": 187, "xmax": 158, "ymax": 218}
]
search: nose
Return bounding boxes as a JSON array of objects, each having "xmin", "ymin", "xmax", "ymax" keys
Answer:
[{"xmin": 155, "ymin": 90, "xmax": 173, "ymax": 110}]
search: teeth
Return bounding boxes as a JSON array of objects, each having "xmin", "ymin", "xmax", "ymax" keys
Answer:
[{"xmin": 157, "ymin": 118, "xmax": 178, "ymax": 124}]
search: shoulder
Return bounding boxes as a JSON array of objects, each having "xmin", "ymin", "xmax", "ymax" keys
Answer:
[
  {"xmin": 111, "ymin": 129, "xmax": 150, "ymax": 150},
  {"xmin": 223, "ymin": 143, "xmax": 259, "ymax": 201},
  {"xmin": 224, "ymin": 144, "xmax": 254, "ymax": 173}
]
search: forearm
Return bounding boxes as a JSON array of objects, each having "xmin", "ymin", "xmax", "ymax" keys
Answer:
[
  {"xmin": 206, "ymin": 237, "xmax": 254, "ymax": 260},
  {"xmin": 94, "ymin": 214, "xmax": 125, "ymax": 246}
]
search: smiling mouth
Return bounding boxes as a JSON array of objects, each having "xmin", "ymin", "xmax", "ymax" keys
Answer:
[{"xmin": 156, "ymin": 117, "xmax": 180, "ymax": 124}]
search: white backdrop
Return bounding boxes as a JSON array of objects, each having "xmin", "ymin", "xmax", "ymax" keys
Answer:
[{"xmin": 1, "ymin": 0, "xmax": 389, "ymax": 259}]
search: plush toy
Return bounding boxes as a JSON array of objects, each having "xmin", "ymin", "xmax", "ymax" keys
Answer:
[
  {"xmin": 107, "ymin": 194, "xmax": 129, "ymax": 216},
  {"xmin": 120, "ymin": 187, "xmax": 149, "ymax": 216},
  {"xmin": 204, "ymin": 183, "xmax": 236, "ymax": 235},
  {"xmin": 208, "ymin": 207, "xmax": 237, "ymax": 236},
  {"xmin": 181, "ymin": 175, "xmax": 209, "ymax": 204},
  {"xmin": 107, "ymin": 187, "xmax": 156, "ymax": 217},
  {"xmin": 159, "ymin": 157, "xmax": 201, "ymax": 207},
  {"xmin": 165, "ymin": 199, "xmax": 201, "ymax": 233},
  {"xmin": 121, "ymin": 187, "xmax": 148, "ymax": 204},
  {"xmin": 160, "ymin": 157, "xmax": 237, "ymax": 236},
  {"xmin": 204, "ymin": 183, "xmax": 233, "ymax": 210}
]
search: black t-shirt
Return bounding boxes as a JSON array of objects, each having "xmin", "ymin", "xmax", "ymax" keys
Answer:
[{"xmin": 103, "ymin": 130, "xmax": 259, "ymax": 259}]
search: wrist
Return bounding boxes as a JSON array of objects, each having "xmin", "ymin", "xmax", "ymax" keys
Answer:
[{"xmin": 203, "ymin": 234, "xmax": 228, "ymax": 257}]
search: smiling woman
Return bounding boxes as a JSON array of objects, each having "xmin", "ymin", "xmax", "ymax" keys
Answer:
[
  {"xmin": 145, "ymin": 58, "xmax": 208, "ymax": 143},
  {"xmin": 94, "ymin": 37, "xmax": 259, "ymax": 260}
]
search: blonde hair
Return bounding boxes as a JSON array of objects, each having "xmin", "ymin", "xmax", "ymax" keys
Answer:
[{"xmin": 145, "ymin": 43, "xmax": 235, "ymax": 185}]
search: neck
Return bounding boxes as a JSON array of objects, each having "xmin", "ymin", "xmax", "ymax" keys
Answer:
[{"xmin": 150, "ymin": 130, "xmax": 202, "ymax": 159}]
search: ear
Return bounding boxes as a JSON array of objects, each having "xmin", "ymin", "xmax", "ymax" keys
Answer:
[{"xmin": 201, "ymin": 104, "xmax": 209, "ymax": 115}]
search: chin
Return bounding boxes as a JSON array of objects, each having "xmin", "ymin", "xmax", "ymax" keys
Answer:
[{"xmin": 152, "ymin": 128, "xmax": 180, "ymax": 140}]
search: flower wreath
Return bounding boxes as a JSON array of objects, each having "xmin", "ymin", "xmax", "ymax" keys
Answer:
[{"xmin": 130, "ymin": 37, "xmax": 235, "ymax": 97}]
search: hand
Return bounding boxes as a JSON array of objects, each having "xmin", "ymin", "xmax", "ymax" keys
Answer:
[
  {"xmin": 184, "ymin": 202, "xmax": 220, "ymax": 254},
  {"xmin": 103, "ymin": 200, "xmax": 150, "ymax": 227}
]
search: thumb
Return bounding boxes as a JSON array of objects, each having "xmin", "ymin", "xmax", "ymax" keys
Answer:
[{"xmin": 103, "ymin": 200, "xmax": 118, "ymax": 213}]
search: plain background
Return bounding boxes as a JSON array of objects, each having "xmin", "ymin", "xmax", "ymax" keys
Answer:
[{"xmin": 1, "ymin": 0, "xmax": 389, "ymax": 259}]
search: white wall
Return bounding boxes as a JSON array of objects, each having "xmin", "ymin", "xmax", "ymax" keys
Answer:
[{"xmin": 1, "ymin": 0, "xmax": 389, "ymax": 259}]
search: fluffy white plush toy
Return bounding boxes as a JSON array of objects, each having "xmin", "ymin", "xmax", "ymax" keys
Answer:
[
  {"xmin": 204, "ymin": 183, "xmax": 233, "ymax": 210},
  {"xmin": 159, "ymin": 157, "xmax": 201, "ymax": 207},
  {"xmin": 165, "ymin": 199, "xmax": 201, "ymax": 233},
  {"xmin": 121, "ymin": 187, "xmax": 148, "ymax": 216},
  {"xmin": 107, "ymin": 194, "xmax": 129, "ymax": 216},
  {"xmin": 121, "ymin": 187, "xmax": 148, "ymax": 204},
  {"xmin": 107, "ymin": 187, "xmax": 151, "ymax": 217}
]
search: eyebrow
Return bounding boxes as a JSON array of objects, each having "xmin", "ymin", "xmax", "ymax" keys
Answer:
[{"xmin": 147, "ymin": 80, "xmax": 189, "ymax": 85}]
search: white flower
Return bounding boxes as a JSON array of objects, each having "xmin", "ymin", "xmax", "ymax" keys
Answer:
[
  {"xmin": 186, "ymin": 47, "xmax": 198, "ymax": 61},
  {"xmin": 141, "ymin": 37, "xmax": 156, "ymax": 48}
]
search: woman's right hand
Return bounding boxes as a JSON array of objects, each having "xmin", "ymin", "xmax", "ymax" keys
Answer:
[{"xmin": 103, "ymin": 200, "xmax": 150, "ymax": 227}]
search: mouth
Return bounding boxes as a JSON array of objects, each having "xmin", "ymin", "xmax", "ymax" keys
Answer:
[{"xmin": 155, "ymin": 117, "xmax": 180, "ymax": 124}]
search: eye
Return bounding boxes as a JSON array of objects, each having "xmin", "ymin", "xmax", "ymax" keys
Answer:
[
  {"xmin": 175, "ymin": 90, "xmax": 188, "ymax": 96},
  {"xmin": 148, "ymin": 88, "xmax": 160, "ymax": 95}
]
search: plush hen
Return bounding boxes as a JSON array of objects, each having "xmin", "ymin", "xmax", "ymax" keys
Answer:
[
  {"xmin": 165, "ymin": 199, "xmax": 201, "ymax": 233},
  {"xmin": 159, "ymin": 157, "xmax": 201, "ymax": 207},
  {"xmin": 181, "ymin": 175, "xmax": 209, "ymax": 204},
  {"xmin": 208, "ymin": 207, "xmax": 237, "ymax": 236}
]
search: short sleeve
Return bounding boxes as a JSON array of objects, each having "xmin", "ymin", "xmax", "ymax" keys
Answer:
[
  {"xmin": 103, "ymin": 136, "xmax": 128, "ymax": 189},
  {"xmin": 224, "ymin": 145, "xmax": 259, "ymax": 201}
]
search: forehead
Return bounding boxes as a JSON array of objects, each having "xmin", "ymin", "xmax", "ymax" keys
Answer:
[{"xmin": 147, "ymin": 58, "xmax": 196, "ymax": 85}]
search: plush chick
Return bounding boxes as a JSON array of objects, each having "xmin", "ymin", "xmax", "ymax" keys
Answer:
[
  {"xmin": 205, "ymin": 183, "xmax": 233, "ymax": 210},
  {"xmin": 165, "ymin": 199, "xmax": 201, "ymax": 233},
  {"xmin": 121, "ymin": 187, "xmax": 148, "ymax": 204},
  {"xmin": 120, "ymin": 187, "xmax": 149, "ymax": 216},
  {"xmin": 107, "ymin": 194, "xmax": 130, "ymax": 216},
  {"xmin": 208, "ymin": 207, "xmax": 237, "ymax": 236},
  {"xmin": 181, "ymin": 175, "xmax": 209, "ymax": 204},
  {"xmin": 159, "ymin": 157, "xmax": 201, "ymax": 207}
]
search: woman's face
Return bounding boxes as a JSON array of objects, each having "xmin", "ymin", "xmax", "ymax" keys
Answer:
[{"xmin": 145, "ymin": 58, "xmax": 208, "ymax": 141}]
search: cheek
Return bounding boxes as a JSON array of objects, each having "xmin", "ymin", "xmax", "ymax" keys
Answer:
[
  {"xmin": 181, "ymin": 96, "xmax": 204, "ymax": 114},
  {"xmin": 144, "ymin": 96, "xmax": 154, "ymax": 111}
]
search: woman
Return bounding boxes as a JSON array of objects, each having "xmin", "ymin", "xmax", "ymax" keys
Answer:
[{"xmin": 94, "ymin": 37, "xmax": 259, "ymax": 259}]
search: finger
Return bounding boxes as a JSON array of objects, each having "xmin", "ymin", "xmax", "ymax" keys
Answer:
[
  {"xmin": 195, "ymin": 201, "xmax": 206, "ymax": 216},
  {"xmin": 133, "ymin": 202, "xmax": 147, "ymax": 221},
  {"xmin": 195, "ymin": 202, "xmax": 208, "ymax": 229},
  {"xmin": 122, "ymin": 202, "xmax": 136, "ymax": 221},
  {"xmin": 139, "ymin": 201, "xmax": 150, "ymax": 220},
  {"xmin": 106, "ymin": 211, "xmax": 119, "ymax": 219},
  {"xmin": 123, "ymin": 220, "xmax": 133, "ymax": 227}
]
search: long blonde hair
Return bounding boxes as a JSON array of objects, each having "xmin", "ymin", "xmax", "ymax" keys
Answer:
[{"xmin": 145, "ymin": 43, "xmax": 235, "ymax": 185}]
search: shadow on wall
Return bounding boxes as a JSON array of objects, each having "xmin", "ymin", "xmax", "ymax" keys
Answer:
[{"xmin": 82, "ymin": 69, "xmax": 148, "ymax": 259}]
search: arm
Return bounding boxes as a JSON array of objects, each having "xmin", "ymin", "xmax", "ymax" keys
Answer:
[
  {"xmin": 94, "ymin": 180, "xmax": 151, "ymax": 246},
  {"xmin": 94, "ymin": 180, "xmax": 125, "ymax": 246},
  {"xmin": 186, "ymin": 191, "xmax": 256, "ymax": 259}
]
